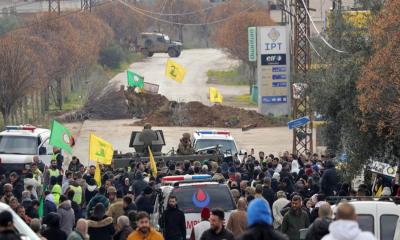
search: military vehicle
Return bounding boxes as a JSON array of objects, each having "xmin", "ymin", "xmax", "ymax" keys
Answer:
[
  {"xmin": 112, "ymin": 130, "xmax": 234, "ymax": 169},
  {"xmin": 136, "ymin": 32, "xmax": 182, "ymax": 58}
]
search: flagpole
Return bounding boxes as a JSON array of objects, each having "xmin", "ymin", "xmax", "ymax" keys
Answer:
[
  {"xmin": 88, "ymin": 133, "xmax": 91, "ymax": 168},
  {"xmin": 371, "ymin": 173, "xmax": 377, "ymax": 197}
]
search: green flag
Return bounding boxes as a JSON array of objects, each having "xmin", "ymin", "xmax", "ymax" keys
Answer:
[
  {"xmin": 127, "ymin": 70, "xmax": 144, "ymax": 88},
  {"xmin": 38, "ymin": 194, "xmax": 44, "ymax": 218},
  {"xmin": 49, "ymin": 120, "xmax": 73, "ymax": 154}
]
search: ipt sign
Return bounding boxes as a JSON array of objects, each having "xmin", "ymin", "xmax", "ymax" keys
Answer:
[
  {"xmin": 264, "ymin": 27, "xmax": 283, "ymax": 51},
  {"xmin": 260, "ymin": 27, "xmax": 287, "ymax": 54}
]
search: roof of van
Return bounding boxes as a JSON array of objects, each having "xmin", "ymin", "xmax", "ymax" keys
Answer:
[{"xmin": 0, "ymin": 127, "xmax": 50, "ymax": 137}]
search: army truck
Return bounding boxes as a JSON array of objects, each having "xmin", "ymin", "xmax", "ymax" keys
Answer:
[
  {"xmin": 137, "ymin": 32, "xmax": 182, "ymax": 58},
  {"xmin": 112, "ymin": 130, "xmax": 234, "ymax": 169}
]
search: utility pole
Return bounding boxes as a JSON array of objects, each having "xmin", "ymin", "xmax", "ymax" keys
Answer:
[
  {"xmin": 48, "ymin": 0, "xmax": 60, "ymax": 15},
  {"xmin": 81, "ymin": 0, "xmax": 92, "ymax": 12},
  {"xmin": 281, "ymin": 0, "xmax": 289, "ymax": 25},
  {"xmin": 291, "ymin": 0, "xmax": 313, "ymax": 155}
]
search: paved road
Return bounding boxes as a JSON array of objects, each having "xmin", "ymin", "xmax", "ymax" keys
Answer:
[
  {"xmin": 66, "ymin": 120, "xmax": 296, "ymax": 166},
  {"xmin": 65, "ymin": 49, "xmax": 306, "ymax": 165},
  {"xmin": 108, "ymin": 49, "xmax": 247, "ymax": 104}
]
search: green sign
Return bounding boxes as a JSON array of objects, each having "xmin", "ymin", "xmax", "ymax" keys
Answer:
[{"xmin": 248, "ymin": 27, "xmax": 257, "ymax": 62}]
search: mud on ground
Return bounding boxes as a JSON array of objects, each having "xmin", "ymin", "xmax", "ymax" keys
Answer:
[{"xmin": 59, "ymin": 88, "xmax": 281, "ymax": 128}]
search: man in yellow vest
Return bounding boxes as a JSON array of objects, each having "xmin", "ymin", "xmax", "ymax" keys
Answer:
[
  {"xmin": 68, "ymin": 181, "xmax": 83, "ymax": 207},
  {"xmin": 44, "ymin": 160, "xmax": 60, "ymax": 187}
]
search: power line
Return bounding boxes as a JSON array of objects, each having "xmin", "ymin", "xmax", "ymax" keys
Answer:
[
  {"xmin": 300, "ymin": 0, "xmax": 347, "ymax": 53},
  {"xmin": 124, "ymin": 1, "xmax": 218, "ymax": 16},
  {"xmin": 294, "ymin": 14, "xmax": 324, "ymax": 59},
  {"xmin": 159, "ymin": 0, "xmax": 168, "ymax": 14},
  {"xmin": 1, "ymin": 0, "xmax": 113, "ymax": 36},
  {"xmin": 117, "ymin": 0, "xmax": 257, "ymax": 27}
]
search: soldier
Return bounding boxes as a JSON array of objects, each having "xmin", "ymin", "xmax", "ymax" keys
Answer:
[
  {"xmin": 139, "ymin": 123, "xmax": 157, "ymax": 155},
  {"xmin": 177, "ymin": 133, "xmax": 195, "ymax": 155}
]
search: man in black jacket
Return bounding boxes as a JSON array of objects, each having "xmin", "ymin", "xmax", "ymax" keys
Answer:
[
  {"xmin": 239, "ymin": 198, "xmax": 288, "ymax": 240},
  {"xmin": 131, "ymin": 172, "xmax": 148, "ymax": 199},
  {"xmin": 305, "ymin": 203, "xmax": 332, "ymax": 240},
  {"xmin": 135, "ymin": 187, "xmax": 154, "ymax": 215},
  {"xmin": 262, "ymin": 177, "xmax": 276, "ymax": 208},
  {"xmin": 200, "ymin": 208, "xmax": 234, "ymax": 240},
  {"xmin": 160, "ymin": 195, "xmax": 186, "ymax": 240},
  {"xmin": 320, "ymin": 160, "xmax": 338, "ymax": 197},
  {"xmin": 8, "ymin": 172, "xmax": 24, "ymax": 202}
]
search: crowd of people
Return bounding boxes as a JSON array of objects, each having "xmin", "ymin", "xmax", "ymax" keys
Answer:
[{"xmin": 0, "ymin": 146, "xmax": 399, "ymax": 240}]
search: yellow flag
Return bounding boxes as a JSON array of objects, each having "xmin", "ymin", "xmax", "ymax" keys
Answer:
[
  {"xmin": 165, "ymin": 59, "xmax": 186, "ymax": 83},
  {"xmin": 89, "ymin": 133, "xmax": 113, "ymax": 165},
  {"xmin": 148, "ymin": 146, "xmax": 157, "ymax": 177},
  {"xmin": 94, "ymin": 163, "xmax": 101, "ymax": 187},
  {"xmin": 209, "ymin": 87, "xmax": 223, "ymax": 103}
]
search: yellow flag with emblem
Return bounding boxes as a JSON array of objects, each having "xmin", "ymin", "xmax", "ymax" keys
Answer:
[
  {"xmin": 89, "ymin": 133, "xmax": 113, "ymax": 165},
  {"xmin": 209, "ymin": 87, "xmax": 223, "ymax": 103},
  {"xmin": 165, "ymin": 59, "xmax": 186, "ymax": 83},
  {"xmin": 148, "ymin": 146, "xmax": 157, "ymax": 177}
]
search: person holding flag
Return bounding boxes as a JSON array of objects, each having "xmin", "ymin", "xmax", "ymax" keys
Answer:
[
  {"xmin": 89, "ymin": 133, "xmax": 114, "ymax": 188},
  {"xmin": 49, "ymin": 120, "xmax": 74, "ymax": 172}
]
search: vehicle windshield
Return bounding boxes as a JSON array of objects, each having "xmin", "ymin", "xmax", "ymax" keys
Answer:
[
  {"xmin": 171, "ymin": 184, "xmax": 236, "ymax": 213},
  {"xmin": 0, "ymin": 136, "xmax": 38, "ymax": 155},
  {"xmin": 164, "ymin": 35, "xmax": 170, "ymax": 41},
  {"xmin": 195, "ymin": 139, "xmax": 237, "ymax": 155}
]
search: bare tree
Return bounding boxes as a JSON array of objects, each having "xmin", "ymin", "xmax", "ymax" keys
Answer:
[{"xmin": 0, "ymin": 35, "xmax": 39, "ymax": 124}]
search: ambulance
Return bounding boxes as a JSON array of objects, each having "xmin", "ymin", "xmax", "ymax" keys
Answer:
[
  {"xmin": 0, "ymin": 125, "xmax": 54, "ymax": 174},
  {"xmin": 151, "ymin": 175, "xmax": 237, "ymax": 239}
]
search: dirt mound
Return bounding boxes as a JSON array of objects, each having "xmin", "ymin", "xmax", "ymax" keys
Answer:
[
  {"xmin": 58, "ymin": 88, "xmax": 131, "ymax": 122},
  {"xmin": 60, "ymin": 88, "xmax": 280, "ymax": 128},
  {"xmin": 126, "ymin": 89, "xmax": 279, "ymax": 128}
]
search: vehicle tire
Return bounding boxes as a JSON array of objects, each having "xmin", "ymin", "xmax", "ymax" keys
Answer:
[
  {"xmin": 148, "ymin": 52, "xmax": 154, "ymax": 57},
  {"xmin": 144, "ymin": 39, "xmax": 153, "ymax": 48},
  {"xmin": 168, "ymin": 48, "xmax": 178, "ymax": 58},
  {"xmin": 175, "ymin": 49, "xmax": 181, "ymax": 57},
  {"xmin": 141, "ymin": 48, "xmax": 151, "ymax": 57}
]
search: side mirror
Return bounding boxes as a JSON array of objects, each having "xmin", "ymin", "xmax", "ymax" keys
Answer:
[{"xmin": 39, "ymin": 146, "xmax": 46, "ymax": 155}]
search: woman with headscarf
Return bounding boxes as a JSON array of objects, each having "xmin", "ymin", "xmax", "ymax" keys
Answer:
[{"xmin": 87, "ymin": 203, "xmax": 115, "ymax": 240}]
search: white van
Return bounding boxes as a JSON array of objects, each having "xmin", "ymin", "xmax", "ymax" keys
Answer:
[
  {"xmin": 332, "ymin": 201, "xmax": 400, "ymax": 240},
  {"xmin": 152, "ymin": 175, "xmax": 237, "ymax": 240},
  {"xmin": 0, "ymin": 125, "xmax": 54, "ymax": 174}
]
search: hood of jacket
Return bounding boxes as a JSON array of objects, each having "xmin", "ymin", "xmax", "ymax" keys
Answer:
[
  {"xmin": 58, "ymin": 200, "xmax": 72, "ymax": 211},
  {"xmin": 51, "ymin": 184, "xmax": 62, "ymax": 195},
  {"xmin": 87, "ymin": 216, "xmax": 113, "ymax": 228},
  {"xmin": 328, "ymin": 220, "xmax": 365, "ymax": 240},
  {"xmin": 87, "ymin": 184, "xmax": 97, "ymax": 192},
  {"xmin": 45, "ymin": 194, "xmax": 55, "ymax": 203},
  {"xmin": 247, "ymin": 198, "xmax": 272, "ymax": 226}
]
